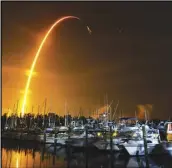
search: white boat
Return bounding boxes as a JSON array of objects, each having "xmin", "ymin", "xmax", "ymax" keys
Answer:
[
  {"xmin": 55, "ymin": 133, "xmax": 69, "ymax": 145},
  {"xmin": 119, "ymin": 125, "xmax": 141, "ymax": 133},
  {"xmin": 73, "ymin": 125, "xmax": 85, "ymax": 131},
  {"xmin": 121, "ymin": 129, "xmax": 160, "ymax": 156},
  {"xmin": 94, "ymin": 126, "xmax": 142, "ymax": 152},
  {"xmin": 59, "ymin": 126, "xmax": 68, "ymax": 132},
  {"xmin": 118, "ymin": 117, "xmax": 141, "ymax": 133},
  {"xmin": 36, "ymin": 133, "xmax": 55, "ymax": 143},
  {"xmin": 67, "ymin": 131, "xmax": 96, "ymax": 147},
  {"xmin": 94, "ymin": 139, "xmax": 121, "ymax": 151},
  {"xmin": 121, "ymin": 139, "xmax": 159, "ymax": 156}
]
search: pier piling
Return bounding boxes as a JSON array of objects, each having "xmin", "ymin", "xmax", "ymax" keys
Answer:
[
  {"xmin": 85, "ymin": 126, "xmax": 88, "ymax": 168},
  {"xmin": 110, "ymin": 125, "xmax": 114, "ymax": 168},
  {"xmin": 54, "ymin": 131, "xmax": 57, "ymax": 154},
  {"xmin": 85, "ymin": 126, "xmax": 88, "ymax": 148},
  {"xmin": 142, "ymin": 125, "xmax": 149, "ymax": 168},
  {"xmin": 44, "ymin": 131, "xmax": 46, "ymax": 143}
]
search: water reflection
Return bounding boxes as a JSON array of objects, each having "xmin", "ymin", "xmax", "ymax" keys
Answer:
[
  {"xmin": 2, "ymin": 143, "xmax": 66, "ymax": 168},
  {"xmin": 2, "ymin": 140, "xmax": 171, "ymax": 168}
]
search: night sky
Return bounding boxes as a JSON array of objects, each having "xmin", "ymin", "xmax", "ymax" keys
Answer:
[{"xmin": 2, "ymin": 2, "xmax": 172, "ymax": 118}]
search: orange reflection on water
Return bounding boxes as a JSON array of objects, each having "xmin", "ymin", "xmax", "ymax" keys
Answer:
[
  {"xmin": 16, "ymin": 157, "xmax": 19, "ymax": 168},
  {"xmin": 2, "ymin": 148, "xmax": 66, "ymax": 168}
]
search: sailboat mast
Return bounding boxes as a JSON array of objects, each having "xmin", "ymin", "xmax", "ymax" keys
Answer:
[
  {"xmin": 106, "ymin": 93, "xmax": 108, "ymax": 122},
  {"xmin": 43, "ymin": 98, "xmax": 47, "ymax": 128},
  {"xmin": 16, "ymin": 99, "xmax": 19, "ymax": 116},
  {"xmin": 135, "ymin": 110, "xmax": 137, "ymax": 118},
  {"xmin": 13, "ymin": 103, "xmax": 16, "ymax": 115},
  {"xmin": 32, "ymin": 106, "xmax": 34, "ymax": 114},
  {"xmin": 44, "ymin": 98, "xmax": 47, "ymax": 116},
  {"xmin": 38, "ymin": 105, "xmax": 40, "ymax": 115},
  {"xmin": 145, "ymin": 109, "xmax": 147, "ymax": 121},
  {"xmin": 112, "ymin": 100, "xmax": 119, "ymax": 120},
  {"xmin": 65, "ymin": 101, "xmax": 67, "ymax": 126}
]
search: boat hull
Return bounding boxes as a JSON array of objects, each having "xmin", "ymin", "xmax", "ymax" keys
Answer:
[
  {"xmin": 66, "ymin": 138, "xmax": 97, "ymax": 148},
  {"xmin": 123, "ymin": 144, "xmax": 156, "ymax": 156},
  {"xmin": 94, "ymin": 140, "xmax": 121, "ymax": 151}
]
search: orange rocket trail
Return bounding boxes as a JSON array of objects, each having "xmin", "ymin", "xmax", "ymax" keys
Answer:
[{"xmin": 21, "ymin": 16, "xmax": 91, "ymax": 117}]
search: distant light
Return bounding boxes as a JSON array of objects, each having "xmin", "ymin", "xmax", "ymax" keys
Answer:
[
  {"xmin": 87, "ymin": 26, "xmax": 92, "ymax": 35},
  {"xmin": 113, "ymin": 131, "xmax": 117, "ymax": 137}
]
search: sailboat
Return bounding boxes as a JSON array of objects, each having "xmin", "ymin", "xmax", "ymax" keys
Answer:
[{"xmin": 58, "ymin": 101, "xmax": 69, "ymax": 132}]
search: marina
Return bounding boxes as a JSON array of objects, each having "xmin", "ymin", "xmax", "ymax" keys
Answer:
[
  {"xmin": 2, "ymin": 113, "xmax": 172, "ymax": 158},
  {"xmin": 2, "ymin": 2, "xmax": 172, "ymax": 168},
  {"xmin": 2, "ymin": 99, "xmax": 172, "ymax": 168}
]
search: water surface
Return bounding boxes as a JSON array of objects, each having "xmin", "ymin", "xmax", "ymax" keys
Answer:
[{"xmin": 2, "ymin": 140, "xmax": 171, "ymax": 168}]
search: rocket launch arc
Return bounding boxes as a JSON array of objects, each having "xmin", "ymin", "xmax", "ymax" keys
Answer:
[{"xmin": 21, "ymin": 16, "xmax": 91, "ymax": 117}]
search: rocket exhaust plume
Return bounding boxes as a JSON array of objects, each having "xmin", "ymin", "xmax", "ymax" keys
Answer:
[{"xmin": 21, "ymin": 16, "xmax": 91, "ymax": 117}]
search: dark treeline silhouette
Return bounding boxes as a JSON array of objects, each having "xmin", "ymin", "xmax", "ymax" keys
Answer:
[{"xmin": 1, "ymin": 113, "xmax": 91, "ymax": 131}]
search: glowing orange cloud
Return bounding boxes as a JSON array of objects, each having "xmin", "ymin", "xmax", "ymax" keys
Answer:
[
  {"xmin": 21, "ymin": 16, "xmax": 91, "ymax": 117},
  {"xmin": 136, "ymin": 104, "xmax": 153, "ymax": 119}
]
